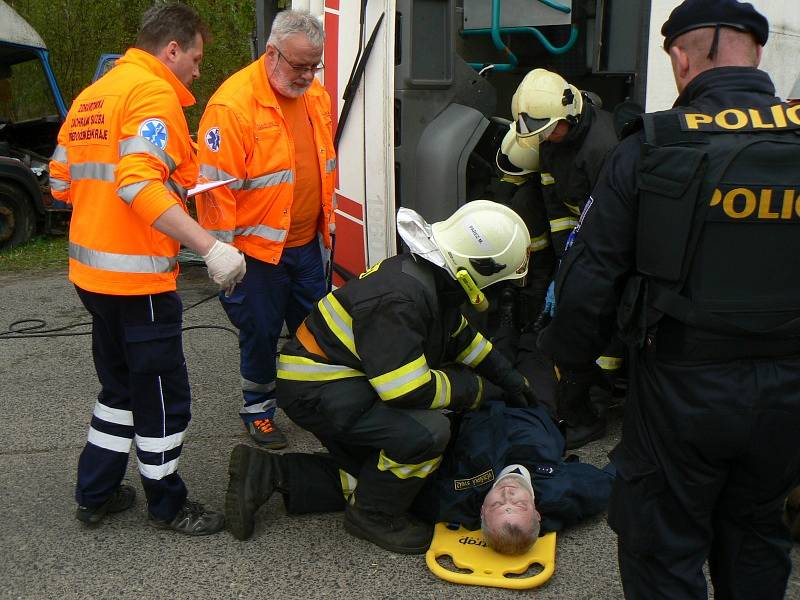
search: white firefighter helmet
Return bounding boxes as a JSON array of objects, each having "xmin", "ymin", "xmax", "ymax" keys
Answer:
[
  {"xmin": 511, "ymin": 68, "xmax": 583, "ymax": 149},
  {"xmin": 431, "ymin": 200, "xmax": 530, "ymax": 289},
  {"xmin": 496, "ymin": 122, "xmax": 540, "ymax": 176}
]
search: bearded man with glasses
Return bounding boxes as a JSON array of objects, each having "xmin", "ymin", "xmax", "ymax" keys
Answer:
[{"xmin": 196, "ymin": 9, "xmax": 336, "ymax": 449}]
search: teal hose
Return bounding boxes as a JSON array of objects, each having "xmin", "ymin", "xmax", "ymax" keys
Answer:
[
  {"xmin": 488, "ymin": 0, "xmax": 518, "ymax": 72},
  {"xmin": 466, "ymin": 24, "xmax": 579, "ymax": 72},
  {"xmin": 464, "ymin": 0, "xmax": 579, "ymax": 73},
  {"xmin": 537, "ymin": 0, "xmax": 571, "ymax": 14}
]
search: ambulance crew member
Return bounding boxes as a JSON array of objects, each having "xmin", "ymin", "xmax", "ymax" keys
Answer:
[
  {"xmin": 512, "ymin": 68, "xmax": 622, "ymax": 449},
  {"xmin": 196, "ymin": 10, "xmax": 335, "ymax": 449},
  {"xmin": 226, "ymin": 201, "xmax": 539, "ymax": 554},
  {"xmin": 49, "ymin": 3, "xmax": 245, "ymax": 535},
  {"xmin": 538, "ymin": 1, "xmax": 800, "ymax": 597}
]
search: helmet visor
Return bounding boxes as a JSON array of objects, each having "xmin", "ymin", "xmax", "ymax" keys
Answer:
[
  {"xmin": 516, "ymin": 116, "xmax": 558, "ymax": 148},
  {"xmin": 516, "ymin": 113, "xmax": 554, "ymax": 138}
]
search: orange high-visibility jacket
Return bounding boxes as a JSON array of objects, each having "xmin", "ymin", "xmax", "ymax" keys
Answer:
[
  {"xmin": 49, "ymin": 48, "xmax": 199, "ymax": 295},
  {"xmin": 196, "ymin": 55, "xmax": 336, "ymax": 265}
]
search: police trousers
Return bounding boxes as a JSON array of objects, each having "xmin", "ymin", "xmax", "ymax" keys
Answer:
[
  {"xmin": 221, "ymin": 240, "xmax": 326, "ymax": 422},
  {"xmin": 276, "ymin": 375, "xmax": 450, "ymax": 515},
  {"xmin": 75, "ymin": 287, "xmax": 190, "ymax": 521},
  {"xmin": 607, "ymin": 351, "xmax": 800, "ymax": 600}
]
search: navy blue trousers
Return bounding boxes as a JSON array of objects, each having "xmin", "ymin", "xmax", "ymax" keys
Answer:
[
  {"xmin": 75, "ymin": 287, "xmax": 190, "ymax": 521},
  {"xmin": 221, "ymin": 239, "xmax": 326, "ymax": 422},
  {"xmin": 609, "ymin": 353, "xmax": 800, "ymax": 600}
]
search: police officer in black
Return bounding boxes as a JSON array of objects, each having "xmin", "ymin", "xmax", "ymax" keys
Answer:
[{"xmin": 538, "ymin": 1, "xmax": 800, "ymax": 598}]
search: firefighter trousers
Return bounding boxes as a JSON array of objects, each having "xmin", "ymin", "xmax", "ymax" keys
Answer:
[
  {"xmin": 608, "ymin": 352, "xmax": 800, "ymax": 600},
  {"xmin": 276, "ymin": 375, "xmax": 450, "ymax": 515},
  {"xmin": 75, "ymin": 287, "xmax": 190, "ymax": 521}
]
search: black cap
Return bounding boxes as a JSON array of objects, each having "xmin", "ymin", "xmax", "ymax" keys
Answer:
[{"xmin": 661, "ymin": 0, "xmax": 769, "ymax": 51}]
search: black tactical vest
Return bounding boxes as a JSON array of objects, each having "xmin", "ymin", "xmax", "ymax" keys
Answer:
[{"xmin": 621, "ymin": 103, "xmax": 800, "ymax": 359}]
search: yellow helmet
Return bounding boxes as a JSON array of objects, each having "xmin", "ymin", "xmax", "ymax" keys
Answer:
[
  {"xmin": 511, "ymin": 68, "xmax": 582, "ymax": 149},
  {"xmin": 431, "ymin": 200, "xmax": 530, "ymax": 290},
  {"xmin": 496, "ymin": 122, "xmax": 540, "ymax": 176}
]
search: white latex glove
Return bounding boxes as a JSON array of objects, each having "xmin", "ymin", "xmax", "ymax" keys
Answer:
[{"xmin": 202, "ymin": 240, "xmax": 246, "ymax": 296}]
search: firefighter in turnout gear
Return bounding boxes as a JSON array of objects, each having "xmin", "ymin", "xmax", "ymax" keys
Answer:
[
  {"xmin": 512, "ymin": 68, "xmax": 623, "ymax": 448},
  {"xmin": 226, "ymin": 200, "xmax": 538, "ymax": 554},
  {"xmin": 538, "ymin": 1, "xmax": 800, "ymax": 597},
  {"xmin": 488, "ymin": 127, "xmax": 559, "ymax": 416}
]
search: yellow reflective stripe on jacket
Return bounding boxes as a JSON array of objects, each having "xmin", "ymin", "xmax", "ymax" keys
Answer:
[
  {"xmin": 339, "ymin": 469, "xmax": 357, "ymax": 503},
  {"xmin": 530, "ymin": 233, "xmax": 550, "ymax": 252},
  {"xmin": 450, "ymin": 315, "xmax": 468, "ymax": 338},
  {"xmin": 456, "ymin": 332, "xmax": 492, "ymax": 367},
  {"xmin": 429, "ymin": 370, "xmax": 451, "ymax": 409},
  {"xmin": 565, "ymin": 202, "xmax": 580, "ymax": 216},
  {"xmin": 541, "ymin": 172, "xmax": 555, "ymax": 186},
  {"xmin": 596, "ymin": 355, "xmax": 624, "ymax": 371},
  {"xmin": 469, "ymin": 375, "xmax": 484, "ymax": 410},
  {"xmin": 376, "ymin": 450, "xmax": 442, "ymax": 479},
  {"xmin": 549, "ymin": 216, "xmax": 578, "ymax": 233},
  {"xmin": 276, "ymin": 354, "xmax": 364, "ymax": 381},
  {"xmin": 369, "ymin": 354, "xmax": 431, "ymax": 401},
  {"xmin": 318, "ymin": 293, "xmax": 360, "ymax": 359}
]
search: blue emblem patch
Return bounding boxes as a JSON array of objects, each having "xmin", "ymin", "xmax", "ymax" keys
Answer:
[
  {"xmin": 138, "ymin": 118, "xmax": 168, "ymax": 150},
  {"xmin": 205, "ymin": 127, "xmax": 221, "ymax": 152}
]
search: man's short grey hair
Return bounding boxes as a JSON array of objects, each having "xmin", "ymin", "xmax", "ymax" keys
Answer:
[{"xmin": 268, "ymin": 10, "xmax": 324, "ymax": 49}]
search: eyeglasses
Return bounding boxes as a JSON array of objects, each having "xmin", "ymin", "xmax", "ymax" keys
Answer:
[{"xmin": 274, "ymin": 45, "xmax": 324, "ymax": 74}]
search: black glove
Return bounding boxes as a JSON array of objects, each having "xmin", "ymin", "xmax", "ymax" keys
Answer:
[
  {"xmin": 502, "ymin": 371, "xmax": 541, "ymax": 409},
  {"xmin": 556, "ymin": 364, "xmax": 607, "ymax": 425}
]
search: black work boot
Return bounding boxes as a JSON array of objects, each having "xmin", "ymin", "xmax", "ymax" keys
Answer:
[
  {"xmin": 76, "ymin": 484, "xmax": 136, "ymax": 525},
  {"xmin": 344, "ymin": 504, "xmax": 433, "ymax": 555},
  {"xmin": 498, "ymin": 286, "xmax": 518, "ymax": 331},
  {"xmin": 225, "ymin": 443, "xmax": 286, "ymax": 540},
  {"xmin": 564, "ymin": 416, "xmax": 607, "ymax": 450},
  {"xmin": 149, "ymin": 500, "xmax": 225, "ymax": 536}
]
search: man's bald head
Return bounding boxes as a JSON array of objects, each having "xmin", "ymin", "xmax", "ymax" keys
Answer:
[{"xmin": 668, "ymin": 26, "xmax": 762, "ymax": 93}]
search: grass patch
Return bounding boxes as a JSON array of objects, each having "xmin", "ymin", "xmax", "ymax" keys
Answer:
[{"xmin": 0, "ymin": 235, "xmax": 69, "ymax": 273}]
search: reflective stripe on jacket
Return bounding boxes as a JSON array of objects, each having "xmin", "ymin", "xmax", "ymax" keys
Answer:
[
  {"xmin": 278, "ymin": 254, "xmax": 518, "ymax": 411},
  {"xmin": 196, "ymin": 56, "xmax": 336, "ymax": 264},
  {"xmin": 49, "ymin": 48, "xmax": 198, "ymax": 295}
]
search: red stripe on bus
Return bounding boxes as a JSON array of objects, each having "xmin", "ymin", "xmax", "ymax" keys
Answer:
[{"xmin": 336, "ymin": 192, "xmax": 363, "ymax": 220}]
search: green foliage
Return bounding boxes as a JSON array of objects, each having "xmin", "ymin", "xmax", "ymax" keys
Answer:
[
  {"xmin": 0, "ymin": 234, "xmax": 68, "ymax": 272},
  {"xmin": 8, "ymin": 0, "xmax": 256, "ymax": 131}
]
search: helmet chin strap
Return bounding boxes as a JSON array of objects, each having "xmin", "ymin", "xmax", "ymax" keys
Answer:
[{"xmin": 456, "ymin": 269, "xmax": 489, "ymax": 312}]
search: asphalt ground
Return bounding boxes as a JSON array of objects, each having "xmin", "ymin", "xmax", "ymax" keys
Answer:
[{"xmin": 1, "ymin": 265, "xmax": 798, "ymax": 600}]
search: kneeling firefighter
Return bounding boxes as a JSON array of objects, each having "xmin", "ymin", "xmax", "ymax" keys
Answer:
[{"xmin": 225, "ymin": 200, "xmax": 539, "ymax": 554}]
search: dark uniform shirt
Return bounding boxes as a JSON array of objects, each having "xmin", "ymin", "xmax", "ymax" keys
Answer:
[
  {"xmin": 412, "ymin": 401, "xmax": 614, "ymax": 532},
  {"xmin": 540, "ymin": 102, "xmax": 618, "ymax": 258}
]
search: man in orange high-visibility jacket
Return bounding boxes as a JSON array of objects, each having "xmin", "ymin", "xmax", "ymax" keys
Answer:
[
  {"xmin": 196, "ymin": 9, "xmax": 336, "ymax": 449},
  {"xmin": 48, "ymin": 3, "xmax": 245, "ymax": 536}
]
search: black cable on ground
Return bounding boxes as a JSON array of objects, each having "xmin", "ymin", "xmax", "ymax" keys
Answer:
[{"xmin": 0, "ymin": 291, "xmax": 238, "ymax": 340}]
